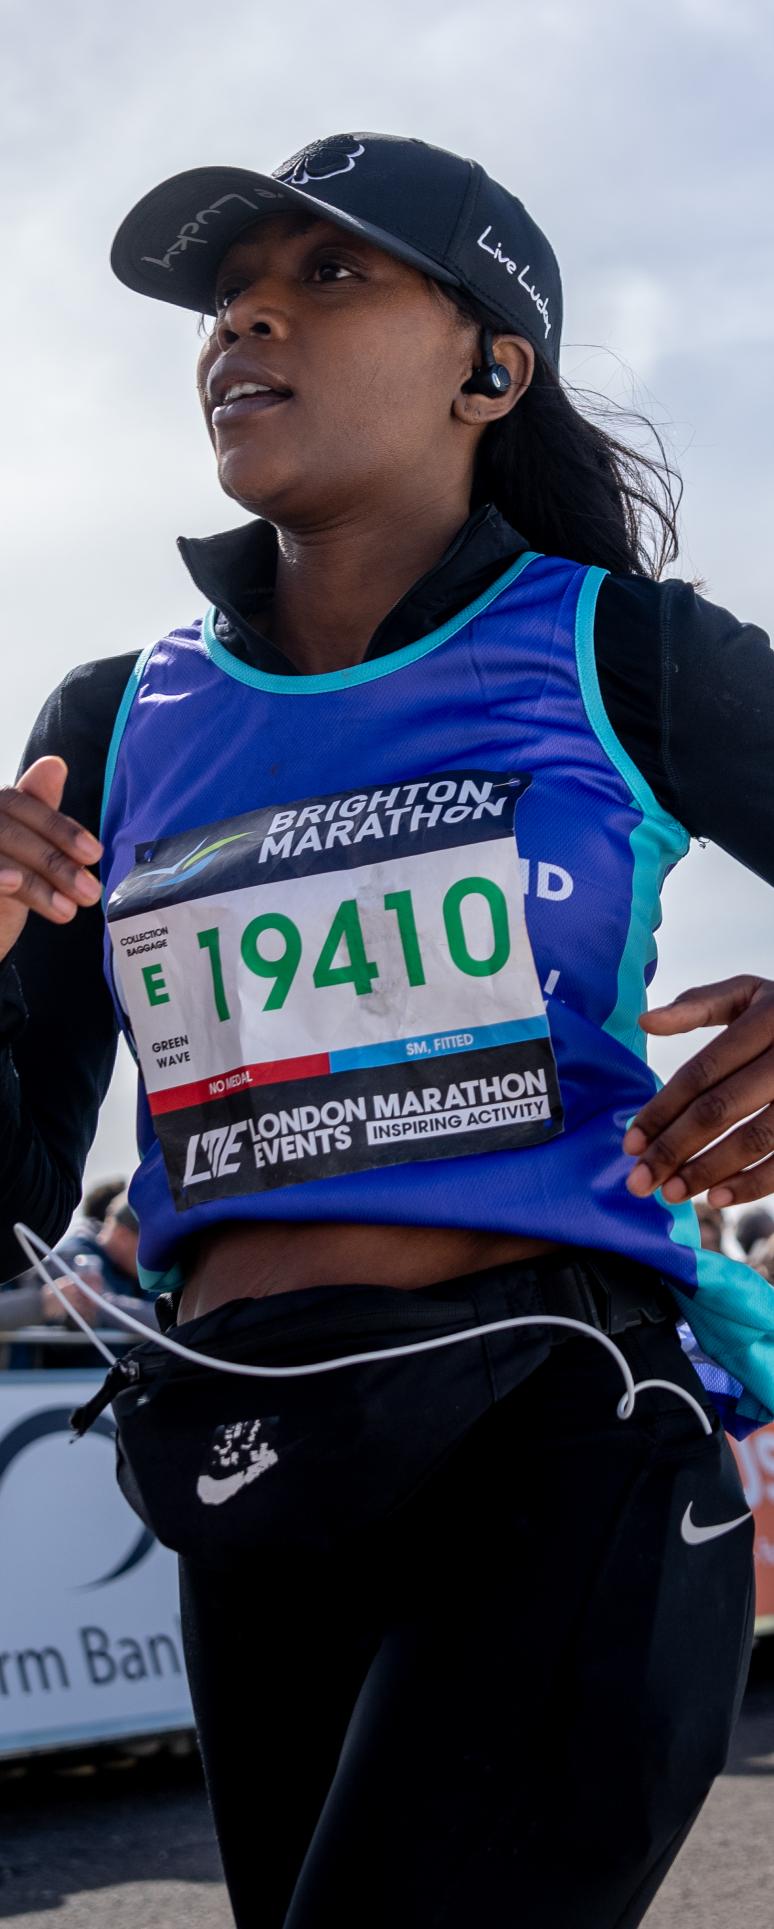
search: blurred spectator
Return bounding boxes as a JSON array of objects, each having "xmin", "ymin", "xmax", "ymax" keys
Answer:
[
  {"xmin": 1, "ymin": 1184, "xmax": 158, "ymax": 1368},
  {"xmin": 735, "ymin": 1207, "xmax": 774, "ymax": 1257},
  {"xmin": 1, "ymin": 1181, "xmax": 133, "ymax": 1319},
  {"xmin": 40, "ymin": 1189, "xmax": 159, "ymax": 1351},
  {"xmin": 81, "ymin": 1174, "xmax": 127, "ymax": 1227},
  {"xmin": 747, "ymin": 1234, "xmax": 774, "ymax": 1286},
  {"xmin": 694, "ymin": 1200, "xmax": 726, "ymax": 1254},
  {"xmin": 43, "ymin": 1189, "xmax": 139, "ymax": 1305}
]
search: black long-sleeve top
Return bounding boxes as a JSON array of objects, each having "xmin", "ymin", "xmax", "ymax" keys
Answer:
[{"xmin": 1, "ymin": 502, "xmax": 772, "ymax": 1282}]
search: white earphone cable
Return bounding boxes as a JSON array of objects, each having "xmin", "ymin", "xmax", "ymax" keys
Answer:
[{"xmin": 13, "ymin": 1221, "xmax": 712, "ymax": 1437}]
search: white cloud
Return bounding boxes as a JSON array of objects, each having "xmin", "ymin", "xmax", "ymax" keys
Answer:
[
  {"xmin": 676, "ymin": 0, "xmax": 761, "ymax": 33},
  {"xmin": 576, "ymin": 270, "xmax": 677, "ymax": 383}
]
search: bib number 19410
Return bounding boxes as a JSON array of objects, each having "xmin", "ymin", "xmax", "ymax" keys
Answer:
[{"xmin": 142, "ymin": 875, "xmax": 513, "ymax": 1018}]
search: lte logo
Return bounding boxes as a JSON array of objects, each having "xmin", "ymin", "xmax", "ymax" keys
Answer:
[{"xmin": 183, "ymin": 1123, "xmax": 248, "ymax": 1187}]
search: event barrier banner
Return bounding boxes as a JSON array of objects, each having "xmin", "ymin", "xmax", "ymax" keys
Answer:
[
  {"xmin": 0, "ymin": 1372, "xmax": 192, "ymax": 1757},
  {"xmin": 730, "ymin": 1422, "xmax": 774, "ymax": 1630}
]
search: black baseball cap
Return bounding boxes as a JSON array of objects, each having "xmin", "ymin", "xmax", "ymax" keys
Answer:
[{"xmin": 110, "ymin": 131, "xmax": 562, "ymax": 369}]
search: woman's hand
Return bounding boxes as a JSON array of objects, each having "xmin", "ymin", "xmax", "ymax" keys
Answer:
[
  {"xmin": 622, "ymin": 975, "xmax": 774, "ymax": 1207},
  {"xmin": 0, "ymin": 757, "xmax": 103, "ymax": 963}
]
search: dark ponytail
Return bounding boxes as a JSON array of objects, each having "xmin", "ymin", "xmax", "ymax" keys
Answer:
[{"xmin": 432, "ymin": 282, "xmax": 686, "ymax": 583}]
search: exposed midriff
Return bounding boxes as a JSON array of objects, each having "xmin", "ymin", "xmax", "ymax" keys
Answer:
[{"xmin": 177, "ymin": 1219, "xmax": 564, "ymax": 1322}]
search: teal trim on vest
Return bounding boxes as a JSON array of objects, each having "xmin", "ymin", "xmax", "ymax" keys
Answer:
[
  {"xmin": 662, "ymin": 1185, "xmax": 774, "ymax": 1428},
  {"xmin": 100, "ymin": 646, "xmax": 159, "ymax": 1071},
  {"xmin": 626, "ymin": 1077, "xmax": 774, "ymax": 1427},
  {"xmin": 100, "ymin": 642, "xmax": 158, "ymax": 844},
  {"xmin": 200, "ymin": 550, "xmax": 542, "ymax": 693},
  {"xmin": 574, "ymin": 566, "xmax": 691, "ymax": 1061},
  {"xmin": 136, "ymin": 1255, "xmax": 184, "ymax": 1298}
]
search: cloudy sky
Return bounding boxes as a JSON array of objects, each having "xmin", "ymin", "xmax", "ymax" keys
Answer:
[{"xmin": 3, "ymin": 0, "xmax": 772, "ymax": 1233}]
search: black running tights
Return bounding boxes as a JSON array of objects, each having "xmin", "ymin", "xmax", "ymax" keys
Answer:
[{"xmin": 178, "ymin": 1318, "xmax": 755, "ymax": 1928}]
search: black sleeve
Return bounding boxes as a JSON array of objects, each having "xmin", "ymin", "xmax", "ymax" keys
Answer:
[
  {"xmin": 595, "ymin": 574, "xmax": 774, "ymax": 886},
  {"xmin": 0, "ymin": 653, "xmax": 139, "ymax": 1283}
]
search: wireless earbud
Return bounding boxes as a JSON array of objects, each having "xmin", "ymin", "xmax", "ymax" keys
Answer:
[{"xmin": 461, "ymin": 327, "xmax": 512, "ymax": 398}]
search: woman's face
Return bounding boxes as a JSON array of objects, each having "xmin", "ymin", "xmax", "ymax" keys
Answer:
[{"xmin": 195, "ymin": 210, "xmax": 530, "ymax": 525}]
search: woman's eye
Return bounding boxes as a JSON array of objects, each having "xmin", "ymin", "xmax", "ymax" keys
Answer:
[
  {"xmin": 311, "ymin": 260, "xmax": 356, "ymax": 282},
  {"xmin": 211, "ymin": 260, "xmax": 356, "ymax": 316}
]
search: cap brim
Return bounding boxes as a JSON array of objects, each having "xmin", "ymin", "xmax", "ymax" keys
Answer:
[{"xmin": 110, "ymin": 165, "xmax": 461, "ymax": 313}]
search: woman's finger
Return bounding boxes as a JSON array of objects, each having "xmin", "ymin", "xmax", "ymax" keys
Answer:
[
  {"xmin": 0, "ymin": 812, "xmax": 103, "ymax": 910},
  {"xmin": 0, "ymin": 758, "xmax": 104, "ymax": 934},
  {"xmin": 623, "ymin": 981, "xmax": 774, "ymax": 1154},
  {"xmin": 3, "ymin": 758, "xmax": 103, "ymax": 864},
  {"xmin": 0, "ymin": 864, "xmax": 98, "ymax": 923},
  {"xmin": 637, "ymin": 977, "xmax": 764, "ymax": 1032},
  {"xmin": 625, "ymin": 1049, "xmax": 774, "ymax": 1198},
  {"xmin": 651, "ymin": 1104, "xmax": 774, "ymax": 1205},
  {"xmin": 707, "ymin": 1150, "xmax": 774, "ymax": 1208}
]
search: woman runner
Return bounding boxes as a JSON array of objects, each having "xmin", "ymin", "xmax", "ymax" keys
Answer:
[{"xmin": 3, "ymin": 132, "xmax": 774, "ymax": 1926}]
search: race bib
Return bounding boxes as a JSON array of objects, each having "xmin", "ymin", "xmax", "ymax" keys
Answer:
[{"xmin": 107, "ymin": 770, "xmax": 565, "ymax": 1208}]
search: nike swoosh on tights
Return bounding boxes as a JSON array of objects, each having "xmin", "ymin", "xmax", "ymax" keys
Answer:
[{"xmin": 680, "ymin": 1501, "xmax": 752, "ymax": 1546}]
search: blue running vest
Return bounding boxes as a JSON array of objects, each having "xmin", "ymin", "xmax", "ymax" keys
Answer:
[{"xmin": 100, "ymin": 549, "xmax": 774, "ymax": 1438}]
